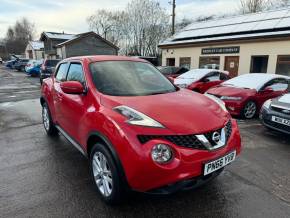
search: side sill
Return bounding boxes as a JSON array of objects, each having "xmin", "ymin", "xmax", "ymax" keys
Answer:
[{"xmin": 56, "ymin": 125, "xmax": 87, "ymax": 157}]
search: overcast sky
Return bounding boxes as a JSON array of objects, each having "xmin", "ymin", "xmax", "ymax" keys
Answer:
[{"xmin": 0, "ymin": 0, "xmax": 239, "ymax": 39}]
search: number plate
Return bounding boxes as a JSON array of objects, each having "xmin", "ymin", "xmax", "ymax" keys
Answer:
[
  {"xmin": 204, "ymin": 151, "xmax": 236, "ymax": 176},
  {"xmin": 272, "ymin": 116, "xmax": 290, "ymax": 127}
]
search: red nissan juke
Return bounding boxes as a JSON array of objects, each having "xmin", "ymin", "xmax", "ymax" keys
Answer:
[{"xmin": 41, "ymin": 56, "xmax": 241, "ymax": 204}]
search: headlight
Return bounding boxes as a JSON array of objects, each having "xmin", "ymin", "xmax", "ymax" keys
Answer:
[
  {"xmin": 220, "ymin": 96, "xmax": 242, "ymax": 101},
  {"xmin": 113, "ymin": 105, "xmax": 164, "ymax": 128},
  {"xmin": 205, "ymin": 94, "xmax": 228, "ymax": 112},
  {"xmin": 151, "ymin": 144, "xmax": 173, "ymax": 164},
  {"xmin": 262, "ymin": 99, "xmax": 272, "ymax": 109}
]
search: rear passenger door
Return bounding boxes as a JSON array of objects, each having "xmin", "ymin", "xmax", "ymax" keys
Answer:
[{"xmin": 58, "ymin": 62, "xmax": 88, "ymax": 143}]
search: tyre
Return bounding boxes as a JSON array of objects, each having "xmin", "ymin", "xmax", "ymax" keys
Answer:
[
  {"xmin": 90, "ymin": 143, "xmax": 126, "ymax": 204},
  {"xmin": 241, "ymin": 101, "xmax": 257, "ymax": 119},
  {"xmin": 21, "ymin": 66, "xmax": 25, "ymax": 72},
  {"xmin": 42, "ymin": 102, "xmax": 58, "ymax": 136}
]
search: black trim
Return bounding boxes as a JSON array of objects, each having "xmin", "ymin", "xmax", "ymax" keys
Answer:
[
  {"xmin": 146, "ymin": 168, "xmax": 223, "ymax": 194},
  {"xmin": 56, "ymin": 125, "xmax": 87, "ymax": 156}
]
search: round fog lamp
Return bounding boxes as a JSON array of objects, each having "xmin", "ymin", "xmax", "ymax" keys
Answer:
[{"xmin": 151, "ymin": 144, "xmax": 173, "ymax": 164}]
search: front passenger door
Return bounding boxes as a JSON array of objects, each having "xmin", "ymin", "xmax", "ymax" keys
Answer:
[
  {"xmin": 58, "ymin": 62, "xmax": 88, "ymax": 143},
  {"xmin": 53, "ymin": 63, "xmax": 69, "ymax": 127}
]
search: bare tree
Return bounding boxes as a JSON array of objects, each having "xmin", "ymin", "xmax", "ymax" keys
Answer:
[
  {"xmin": 239, "ymin": 0, "xmax": 271, "ymax": 13},
  {"xmin": 4, "ymin": 18, "xmax": 35, "ymax": 55},
  {"xmin": 87, "ymin": 0, "xmax": 170, "ymax": 57}
]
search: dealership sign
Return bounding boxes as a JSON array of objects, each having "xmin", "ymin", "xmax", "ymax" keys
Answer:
[{"xmin": 202, "ymin": 46, "xmax": 240, "ymax": 55}]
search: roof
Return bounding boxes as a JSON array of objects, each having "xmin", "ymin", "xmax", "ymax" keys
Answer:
[
  {"xmin": 222, "ymin": 73, "xmax": 290, "ymax": 90},
  {"xmin": 60, "ymin": 55, "xmax": 148, "ymax": 63},
  {"xmin": 160, "ymin": 7, "xmax": 290, "ymax": 47},
  {"xmin": 40, "ymin": 32, "xmax": 75, "ymax": 41},
  {"xmin": 29, "ymin": 41, "xmax": 44, "ymax": 50},
  {"xmin": 55, "ymin": 31, "xmax": 119, "ymax": 50}
]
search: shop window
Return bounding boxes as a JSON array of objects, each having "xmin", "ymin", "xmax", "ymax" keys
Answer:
[
  {"xmin": 199, "ymin": 57, "xmax": 220, "ymax": 69},
  {"xmin": 276, "ymin": 55, "xmax": 290, "ymax": 76},
  {"xmin": 250, "ymin": 56, "xmax": 268, "ymax": 73},
  {"xmin": 166, "ymin": 58, "xmax": 175, "ymax": 66},
  {"xmin": 179, "ymin": 57, "xmax": 191, "ymax": 70}
]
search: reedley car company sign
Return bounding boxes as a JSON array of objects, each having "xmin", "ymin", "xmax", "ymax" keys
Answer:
[{"xmin": 202, "ymin": 46, "xmax": 240, "ymax": 55}]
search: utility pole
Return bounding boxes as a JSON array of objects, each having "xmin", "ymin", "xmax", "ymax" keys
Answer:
[{"xmin": 171, "ymin": 0, "xmax": 176, "ymax": 35}]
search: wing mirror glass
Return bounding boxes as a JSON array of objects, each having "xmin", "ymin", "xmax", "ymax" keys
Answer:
[{"xmin": 60, "ymin": 81, "xmax": 85, "ymax": 94}]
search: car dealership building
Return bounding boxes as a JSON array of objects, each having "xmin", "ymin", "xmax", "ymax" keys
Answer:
[{"xmin": 159, "ymin": 8, "xmax": 290, "ymax": 78}]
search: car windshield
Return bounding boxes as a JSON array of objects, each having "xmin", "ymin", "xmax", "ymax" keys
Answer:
[
  {"xmin": 90, "ymin": 61, "xmax": 177, "ymax": 96},
  {"xmin": 46, "ymin": 60, "xmax": 59, "ymax": 67}
]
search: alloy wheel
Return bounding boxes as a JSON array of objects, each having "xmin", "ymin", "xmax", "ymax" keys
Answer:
[
  {"xmin": 92, "ymin": 152, "xmax": 113, "ymax": 197},
  {"xmin": 244, "ymin": 101, "xmax": 256, "ymax": 119},
  {"xmin": 42, "ymin": 106, "xmax": 50, "ymax": 131}
]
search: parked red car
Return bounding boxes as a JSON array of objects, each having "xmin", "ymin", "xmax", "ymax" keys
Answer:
[
  {"xmin": 174, "ymin": 69, "xmax": 230, "ymax": 93},
  {"xmin": 41, "ymin": 56, "xmax": 241, "ymax": 204},
  {"xmin": 206, "ymin": 73, "xmax": 290, "ymax": 119}
]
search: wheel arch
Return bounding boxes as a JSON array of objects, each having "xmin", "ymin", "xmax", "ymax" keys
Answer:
[{"xmin": 86, "ymin": 131, "xmax": 130, "ymax": 190}]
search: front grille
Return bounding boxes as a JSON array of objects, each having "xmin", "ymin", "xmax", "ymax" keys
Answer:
[
  {"xmin": 271, "ymin": 106, "xmax": 290, "ymax": 115},
  {"xmin": 225, "ymin": 120, "xmax": 232, "ymax": 141},
  {"xmin": 137, "ymin": 134, "xmax": 205, "ymax": 149},
  {"xmin": 264, "ymin": 119, "xmax": 290, "ymax": 132},
  {"xmin": 137, "ymin": 120, "xmax": 232, "ymax": 150}
]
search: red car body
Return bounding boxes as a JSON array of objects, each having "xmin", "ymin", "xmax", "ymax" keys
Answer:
[
  {"xmin": 174, "ymin": 69, "xmax": 230, "ymax": 93},
  {"xmin": 41, "ymin": 56, "xmax": 241, "ymax": 202},
  {"xmin": 207, "ymin": 73, "xmax": 290, "ymax": 118}
]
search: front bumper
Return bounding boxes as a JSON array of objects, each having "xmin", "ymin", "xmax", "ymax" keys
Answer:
[
  {"xmin": 118, "ymin": 119, "xmax": 242, "ymax": 192},
  {"xmin": 260, "ymin": 107, "xmax": 290, "ymax": 134}
]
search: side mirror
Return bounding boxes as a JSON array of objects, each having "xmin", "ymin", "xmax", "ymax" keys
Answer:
[
  {"xmin": 60, "ymin": 81, "xmax": 85, "ymax": 94},
  {"xmin": 263, "ymin": 86, "xmax": 273, "ymax": 93},
  {"xmin": 202, "ymin": 78, "xmax": 210, "ymax": 83},
  {"xmin": 168, "ymin": 76, "xmax": 174, "ymax": 83}
]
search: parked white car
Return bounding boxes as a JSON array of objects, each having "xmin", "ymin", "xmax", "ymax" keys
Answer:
[{"xmin": 0, "ymin": 57, "xmax": 3, "ymax": 64}]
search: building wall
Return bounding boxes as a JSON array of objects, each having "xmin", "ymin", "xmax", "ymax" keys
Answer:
[
  {"xmin": 64, "ymin": 35, "xmax": 117, "ymax": 58},
  {"xmin": 161, "ymin": 39, "xmax": 290, "ymax": 75}
]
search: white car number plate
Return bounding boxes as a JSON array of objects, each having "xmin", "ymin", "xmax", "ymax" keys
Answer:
[
  {"xmin": 204, "ymin": 150, "xmax": 236, "ymax": 176},
  {"xmin": 271, "ymin": 116, "xmax": 290, "ymax": 127}
]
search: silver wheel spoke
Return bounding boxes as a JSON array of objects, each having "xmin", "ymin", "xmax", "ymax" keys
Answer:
[{"xmin": 92, "ymin": 152, "xmax": 113, "ymax": 197}]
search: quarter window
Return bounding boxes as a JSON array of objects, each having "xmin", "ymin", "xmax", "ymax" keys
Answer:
[
  {"xmin": 55, "ymin": 63, "xmax": 68, "ymax": 82},
  {"xmin": 67, "ymin": 63, "xmax": 85, "ymax": 84}
]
